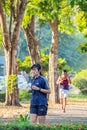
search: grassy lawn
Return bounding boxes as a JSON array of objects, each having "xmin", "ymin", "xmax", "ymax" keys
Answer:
[{"xmin": 68, "ymin": 92, "xmax": 87, "ymax": 104}]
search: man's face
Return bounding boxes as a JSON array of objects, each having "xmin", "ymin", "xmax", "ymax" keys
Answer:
[
  {"xmin": 31, "ymin": 68, "xmax": 40, "ymax": 77},
  {"xmin": 64, "ymin": 72, "xmax": 67, "ymax": 76},
  {"xmin": 62, "ymin": 72, "xmax": 67, "ymax": 78}
]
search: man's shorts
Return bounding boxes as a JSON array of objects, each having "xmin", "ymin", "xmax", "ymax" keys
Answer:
[
  {"xmin": 59, "ymin": 88, "xmax": 69, "ymax": 98},
  {"xmin": 30, "ymin": 105, "xmax": 48, "ymax": 116}
]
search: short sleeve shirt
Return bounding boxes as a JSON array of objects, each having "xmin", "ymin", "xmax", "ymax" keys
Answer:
[{"xmin": 30, "ymin": 75, "xmax": 50, "ymax": 106}]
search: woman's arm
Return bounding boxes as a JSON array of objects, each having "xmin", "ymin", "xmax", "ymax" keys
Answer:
[
  {"xmin": 40, "ymin": 88, "xmax": 51, "ymax": 94},
  {"xmin": 32, "ymin": 86, "xmax": 51, "ymax": 94}
]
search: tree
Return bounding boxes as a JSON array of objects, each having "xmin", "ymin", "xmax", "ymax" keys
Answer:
[
  {"xmin": 24, "ymin": 16, "xmax": 41, "ymax": 64},
  {"xmin": 22, "ymin": 0, "xmax": 76, "ymax": 105},
  {"xmin": 0, "ymin": 0, "xmax": 27, "ymax": 106},
  {"xmin": 34, "ymin": 0, "xmax": 75, "ymax": 105},
  {"xmin": 25, "ymin": 0, "xmax": 60, "ymax": 105},
  {"xmin": 70, "ymin": 0, "xmax": 87, "ymax": 52},
  {"xmin": 22, "ymin": 1, "xmax": 41, "ymax": 65},
  {"xmin": 0, "ymin": 26, "xmax": 4, "ymax": 55}
]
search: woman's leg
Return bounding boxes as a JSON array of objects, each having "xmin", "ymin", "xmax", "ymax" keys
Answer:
[
  {"xmin": 38, "ymin": 116, "xmax": 46, "ymax": 124},
  {"xmin": 38, "ymin": 105, "xmax": 47, "ymax": 124},
  {"xmin": 30, "ymin": 105, "xmax": 38, "ymax": 123},
  {"xmin": 30, "ymin": 114, "xmax": 37, "ymax": 123}
]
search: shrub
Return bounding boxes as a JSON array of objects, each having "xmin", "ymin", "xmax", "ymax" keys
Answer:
[
  {"xmin": 0, "ymin": 89, "xmax": 31, "ymax": 103},
  {"xmin": 72, "ymin": 69, "xmax": 87, "ymax": 94},
  {"xmin": 0, "ymin": 91, "xmax": 5, "ymax": 102},
  {"xmin": 19, "ymin": 114, "xmax": 30, "ymax": 122},
  {"xmin": 19, "ymin": 89, "xmax": 32, "ymax": 101},
  {"xmin": 0, "ymin": 123, "xmax": 87, "ymax": 130}
]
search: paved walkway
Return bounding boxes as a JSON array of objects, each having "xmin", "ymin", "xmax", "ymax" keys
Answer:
[
  {"xmin": 46, "ymin": 103, "xmax": 87, "ymax": 124},
  {"xmin": 0, "ymin": 102, "xmax": 87, "ymax": 124}
]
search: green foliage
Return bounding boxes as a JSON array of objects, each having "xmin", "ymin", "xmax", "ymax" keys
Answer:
[
  {"xmin": 36, "ymin": 0, "xmax": 60, "ymax": 20},
  {"xmin": 19, "ymin": 114, "xmax": 30, "ymax": 122},
  {"xmin": 0, "ymin": 123, "xmax": 87, "ymax": 130},
  {"xmin": 24, "ymin": 0, "xmax": 76, "ymax": 34},
  {"xmin": 0, "ymin": 89, "xmax": 31, "ymax": 103},
  {"xmin": 22, "ymin": 0, "xmax": 42, "ymax": 27},
  {"xmin": 7, "ymin": 75, "xmax": 17, "ymax": 93},
  {"xmin": 0, "ymin": 92, "xmax": 5, "ymax": 102},
  {"xmin": 0, "ymin": 47, "xmax": 4, "ymax": 55},
  {"xmin": 17, "ymin": 54, "xmax": 49, "ymax": 75},
  {"xmin": 73, "ymin": 77, "xmax": 87, "ymax": 89},
  {"xmin": 1, "ymin": 0, "xmax": 87, "ymax": 73},
  {"xmin": 57, "ymin": 58, "xmax": 66, "ymax": 72},
  {"xmin": 18, "ymin": 22, "xmax": 87, "ymax": 72},
  {"xmin": 77, "ymin": 0, "xmax": 87, "ymax": 13},
  {"xmin": 57, "ymin": 58, "xmax": 72, "ymax": 74},
  {"xmin": 0, "ymin": 26, "xmax": 3, "ymax": 46},
  {"xmin": 2, "ymin": 0, "xmax": 11, "ymax": 14},
  {"xmin": 74, "ymin": 69, "xmax": 87, "ymax": 78},
  {"xmin": 77, "ymin": 42, "xmax": 87, "ymax": 53},
  {"xmin": 17, "ymin": 56, "xmax": 32, "ymax": 73},
  {"xmin": 72, "ymin": 69, "xmax": 87, "ymax": 94},
  {"xmin": 17, "ymin": 53, "xmax": 70, "ymax": 76},
  {"xmin": 17, "ymin": 31, "xmax": 29, "ymax": 61},
  {"xmin": 75, "ymin": 11, "xmax": 86, "ymax": 32},
  {"xmin": 69, "ymin": 0, "xmax": 87, "ymax": 37},
  {"xmin": 58, "ymin": 1, "xmax": 76, "ymax": 34},
  {"xmin": 19, "ymin": 89, "xmax": 32, "ymax": 101},
  {"xmin": 41, "ymin": 53, "xmax": 49, "ymax": 75},
  {"xmin": 70, "ymin": 0, "xmax": 75, "ymax": 8},
  {"xmin": 59, "ymin": 32, "xmax": 87, "ymax": 71},
  {"xmin": 0, "ymin": 26, "xmax": 4, "ymax": 55}
]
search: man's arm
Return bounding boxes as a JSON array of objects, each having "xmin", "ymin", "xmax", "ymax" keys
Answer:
[
  {"xmin": 56, "ymin": 76, "xmax": 62, "ymax": 85},
  {"xmin": 68, "ymin": 76, "xmax": 71, "ymax": 84}
]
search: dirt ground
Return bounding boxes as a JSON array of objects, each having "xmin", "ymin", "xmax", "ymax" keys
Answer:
[
  {"xmin": 46, "ymin": 103, "xmax": 87, "ymax": 124},
  {"xmin": 0, "ymin": 101, "xmax": 87, "ymax": 124}
]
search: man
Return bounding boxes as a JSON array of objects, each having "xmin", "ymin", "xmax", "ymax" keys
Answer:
[{"xmin": 56, "ymin": 70, "xmax": 71, "ymax": 112}]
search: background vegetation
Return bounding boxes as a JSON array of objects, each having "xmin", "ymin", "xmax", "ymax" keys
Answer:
[{"xmin": 16, "ymin": 26, "xmax": 87, "ymax": 72}]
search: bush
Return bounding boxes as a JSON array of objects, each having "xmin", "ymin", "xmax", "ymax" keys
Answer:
[
  {"xmin": 0, "ymin": 123, "xmax": 87, "ymax": 130},
  {"xmin": 19, "ymin": 89, "xmax": 32, "ymax": 101},
  {"xmin": 72, "ymin": 69, "xmax": 87, "ymax": 95},
  {"xmin": 0, "ymin": 91, "xmax": 5, "ymax": 102},
  {"xmin": 0, "ymin": 89, "xmax": 31, "ymax": 103}
]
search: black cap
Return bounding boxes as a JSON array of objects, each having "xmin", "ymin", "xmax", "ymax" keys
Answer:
[{"xmin": 31, "ymin": 63, "xmax": 41, "ymax": 71}]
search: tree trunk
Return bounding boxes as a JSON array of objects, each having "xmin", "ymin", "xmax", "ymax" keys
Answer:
[
  {"xmin": 24, "ymin": 16, "xmax": 41, "ymax": 64},
  {"xmin": 0, "ymin": 1, "xmax": 27, "ymax": 106},
  {"xmin": 48, "ymin": 20, "xmax": 59, "ymax": 105},
  {"xmin": 5, "ymin": 48, "xmax": 20, "ymax": 106}
]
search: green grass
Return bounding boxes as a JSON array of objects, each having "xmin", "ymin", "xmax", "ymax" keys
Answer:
[
  {"xmin": 68, "ymin": 93, "xmax": 87, "ymax": 103},
  {"xmin": 68, "ymin": 93, "xmax": 87, "ymax": 98}
]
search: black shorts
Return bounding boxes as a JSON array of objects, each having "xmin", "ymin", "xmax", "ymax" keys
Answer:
[{"xmin": 30, "ymin": 105, "xmax": 48, "ymax": 116}]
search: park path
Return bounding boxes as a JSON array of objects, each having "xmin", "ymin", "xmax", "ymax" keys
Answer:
[
  {"xmin": 46, "ymin": 103, "xmax": 87, "ymax": 124},
  {"xmin": 0, "ymin": 102, "xmax": 87, "ymax": 124}
]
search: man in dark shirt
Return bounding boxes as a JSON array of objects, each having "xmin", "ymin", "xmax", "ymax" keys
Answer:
[{"xmin": 30, "ymin": 64, "xmax": 51, "ymax": 124}]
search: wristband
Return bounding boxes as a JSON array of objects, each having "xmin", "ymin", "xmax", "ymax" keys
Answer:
[{"xmin": 39, "ymin": 88, "xmax": 41, "ymax": 91}]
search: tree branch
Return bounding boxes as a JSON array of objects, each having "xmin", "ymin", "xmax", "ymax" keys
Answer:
[
  {"xmin": 12, "ymin": 0, "xmax": 27, "ymax": 48},
  {"xmin": 0, "ymin": 2, "xmax": 11, "ymax": 50}
]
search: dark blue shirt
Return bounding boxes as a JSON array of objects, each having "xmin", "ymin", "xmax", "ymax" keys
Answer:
[{"xmin": 30, "ymin": 75, "xmax": 49, "ymax": 106}]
